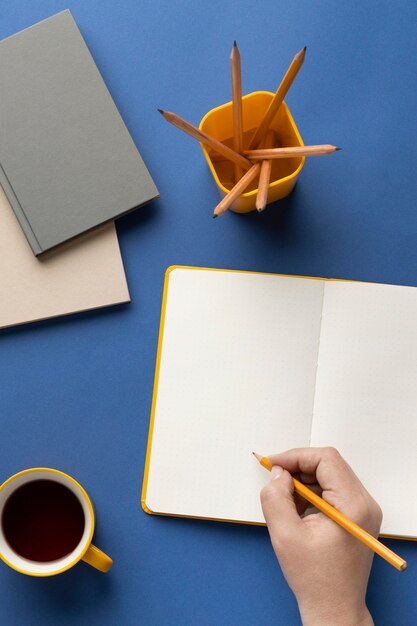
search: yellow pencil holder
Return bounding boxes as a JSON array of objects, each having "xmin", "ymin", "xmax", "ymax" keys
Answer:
[{"xmin": 199, "ymin": 91, "xmax": 305, "ymax": 213}]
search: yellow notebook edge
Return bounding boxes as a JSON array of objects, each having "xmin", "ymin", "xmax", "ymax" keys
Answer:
[
  {"xmin": 141, "ymin": 265, "xmax": 175, "ymax": 515},
  {"xmin": 140, "ymin": 265, "xmax": 417, "ymax": 541}
]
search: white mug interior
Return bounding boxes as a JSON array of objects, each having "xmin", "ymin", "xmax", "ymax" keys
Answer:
[{"xmin": 0, "ymin": 470, "xmax": 93, "ymax": 575}]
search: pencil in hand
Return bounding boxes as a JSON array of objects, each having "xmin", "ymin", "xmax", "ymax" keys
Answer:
[
  {"xmin": 230, "ymin": 40, "xmax": 244, "ymax": 183},
  {"xmin": 245, "ymin": 145, "xmax": 341, "ymax": 159},
  {"xmin": 253, "ymin": 452, "xmax": 407, "ymax": 572},
  {"xmin": 249, "ymin": 46, "xmax": 306, "ymax": 149},
  {"xmin": 158, "ymin": 109, "xmax": 252, "ymax": 171}
]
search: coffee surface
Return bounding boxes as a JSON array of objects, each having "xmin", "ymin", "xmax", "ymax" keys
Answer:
[{"xmin": 2, "ymin": 479, "xmax": 85, "ymax": 562}]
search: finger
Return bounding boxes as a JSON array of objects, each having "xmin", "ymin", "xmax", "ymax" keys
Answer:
[
  {"xmin": 268, "ymin": 447, "xmax": 360, "ymax": 493},
  {"xmin": 294, "ymin": 492, "xmax": 309, "ymax": 516},
  {"xmin": 260, "ymin": 466, "xmax": 303, "ymax": 546},
  {"xmin": 301, "ymin": 506, "xmax": 321, "ymax": 518},
  {"xmin": 299, "ymin": 472, "xmax": 317, "ymax": 484},
  {"xmin": 299, "ymin": 482, "xmax": 322, "ymax": 496},
  {"xmin": 294, "ymin": 482, "xmax": 322, "ymax": 516}
]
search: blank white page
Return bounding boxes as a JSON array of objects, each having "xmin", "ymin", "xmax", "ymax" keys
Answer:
[
  {"xmin": 144, "ymin": 268, "xmax": 324, "ymax": 523},
  {"xmin": 311, "ymin": 280, "xmax": 417, "ymax": 537}
]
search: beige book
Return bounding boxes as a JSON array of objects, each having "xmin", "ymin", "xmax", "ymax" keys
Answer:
[{"xmin": 0, "ymin": 186, "xmax": 130, "ymax": 328}]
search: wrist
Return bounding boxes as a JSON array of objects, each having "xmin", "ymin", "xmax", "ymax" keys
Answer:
[{"xmin": 299, "ymin": 602, "xmax": 373, "ymax": 626}]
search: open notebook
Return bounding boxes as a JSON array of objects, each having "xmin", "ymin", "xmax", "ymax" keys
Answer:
[{"xmin": 142, "ymin": 267, "xmax": 417, "ymax": 539}]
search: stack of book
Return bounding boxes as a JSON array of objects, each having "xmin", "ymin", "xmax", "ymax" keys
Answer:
[{"xmin": 0, "ymin": 10, "xmax": 158, "ymax": 328}]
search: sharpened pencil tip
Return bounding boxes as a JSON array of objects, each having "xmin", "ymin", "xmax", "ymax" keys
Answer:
[
  {"xmin": 213, "ymin": 214, "xmax": 218, "ymax": 219},
  {"xmin": 295, "ymin": 46, "xmax": 307, "ymax": 63},
  {"xmin": 335, "ymin": 147, "xmax": 342, "ymax": 151},
  {"xmin": 233, "ymin": 40, "xmax": 237, "ymax": 47},
  {"xmin": 157, "ymin": 108, "xmax": 164, "ymax": 115}
]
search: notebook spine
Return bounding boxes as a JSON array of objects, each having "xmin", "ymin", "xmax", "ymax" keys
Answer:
[{"xmin": 0, "ymin": 163, "xmax": 42, "ymax": 255}]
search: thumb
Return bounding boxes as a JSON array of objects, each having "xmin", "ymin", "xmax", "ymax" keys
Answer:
[{"xmin": 260, "ymin": 466, "xmax": 302, "ymax": 542}]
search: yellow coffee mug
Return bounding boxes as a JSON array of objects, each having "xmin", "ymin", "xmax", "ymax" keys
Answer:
[{"xmin": 0, "ymin": 468, "xmax": 112, "ymax": 576}]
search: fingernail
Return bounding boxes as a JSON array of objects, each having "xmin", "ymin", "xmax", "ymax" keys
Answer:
[{"xmin": 271, "ymin": 465, "xmax": 283, "ymax": 480}]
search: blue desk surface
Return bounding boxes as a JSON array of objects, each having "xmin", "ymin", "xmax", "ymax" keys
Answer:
[{"xmin": 1, "ymin": 1, "xmax": 417, "ymax": 624}]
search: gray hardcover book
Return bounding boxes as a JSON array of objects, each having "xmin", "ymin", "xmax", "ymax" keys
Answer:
[{"xmin": 0, "ymin": 10, "xmax": 159, "ymax": 255}]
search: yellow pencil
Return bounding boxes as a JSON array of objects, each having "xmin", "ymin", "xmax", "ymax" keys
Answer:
[
  {"xmin": 248, "ymin": 46, "xmax": 306, "ymax": 149},
  {"xmin": 213, "ymin": 162, "xmax": 261, "ymax": 218},
  {"xmin": 255, "ymin": 130, "xmax": 276, "ymax": 212},
  {"xmin": 253, "ymin": 452, "xmax": 407, "ymax": 572},
  {"xmin": 245, "ymin": 145, "xmax": 340, "ymax": 159},
  {"xmin": 230, "ymin": 41, "xmax": 244, "ymax": 183},
  {"xmin": 158, "ymin": 109, "xmax": 252, "ymax": 171}
]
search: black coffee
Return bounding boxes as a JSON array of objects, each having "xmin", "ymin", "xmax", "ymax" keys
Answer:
[{"xmin": 1, "ymin": 479, "xmax": 85, "ymax": 562}]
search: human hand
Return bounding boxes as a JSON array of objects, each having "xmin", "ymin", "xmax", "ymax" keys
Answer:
[{"xmin": 260, "ymin": 447, "xmax": 382, "ymax": 626}]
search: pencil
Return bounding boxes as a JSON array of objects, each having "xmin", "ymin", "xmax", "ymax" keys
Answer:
[
  {"xmin": 158, "ymin": 109, "xmax": 252, "ymax": 171},
  {"xmin": 255, "ymin": 130, "xmax": 275, "ymax": 212},
  {"xmin": 248, "ymin": 46, "xmax": 306, "ymax": 149},
  {"xmin": 230, "ymin": 40, "xmax": 244, "ymax": 183},
  {"xmin": 245, "ymin": 145, "xmax": 340, "ymax": 159},
  {"xmin": 213, "ymin": 163, "xmax": 261, "ymax": 218},
  {"xmin": 253, "ymin": 452, "xmax": 407, "ymax": 572}
]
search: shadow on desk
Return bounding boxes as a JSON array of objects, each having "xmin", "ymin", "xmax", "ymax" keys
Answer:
[
  {"xmin": 0, "ymin": 299, "xmax": 131, "ymax": 340},
  {"xmin": 228, "ymin": 184, "xmax": 320, "ymax": 252},
  {"xmin": 149, "ymin": 509, "xmax": 272, "ymax": 557},
  {"xmin": 4, "ymin": 561, "xmax": 115, "ymax": 622},
  {"xmin": 235, "ymin": 186, "xmax": 299, "ymax": 231},
  {"xmin": 148, "ymin": 513, "xmax": 417, "ymax": 626},
  {"xmin": 221, "ymin": 181, "xmax": 344, "ymax": 273}
]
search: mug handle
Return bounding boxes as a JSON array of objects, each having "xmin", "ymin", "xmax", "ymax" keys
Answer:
[{"xmin": 82, "ymin": 544, "xmax": 113, "ymax": 572}]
